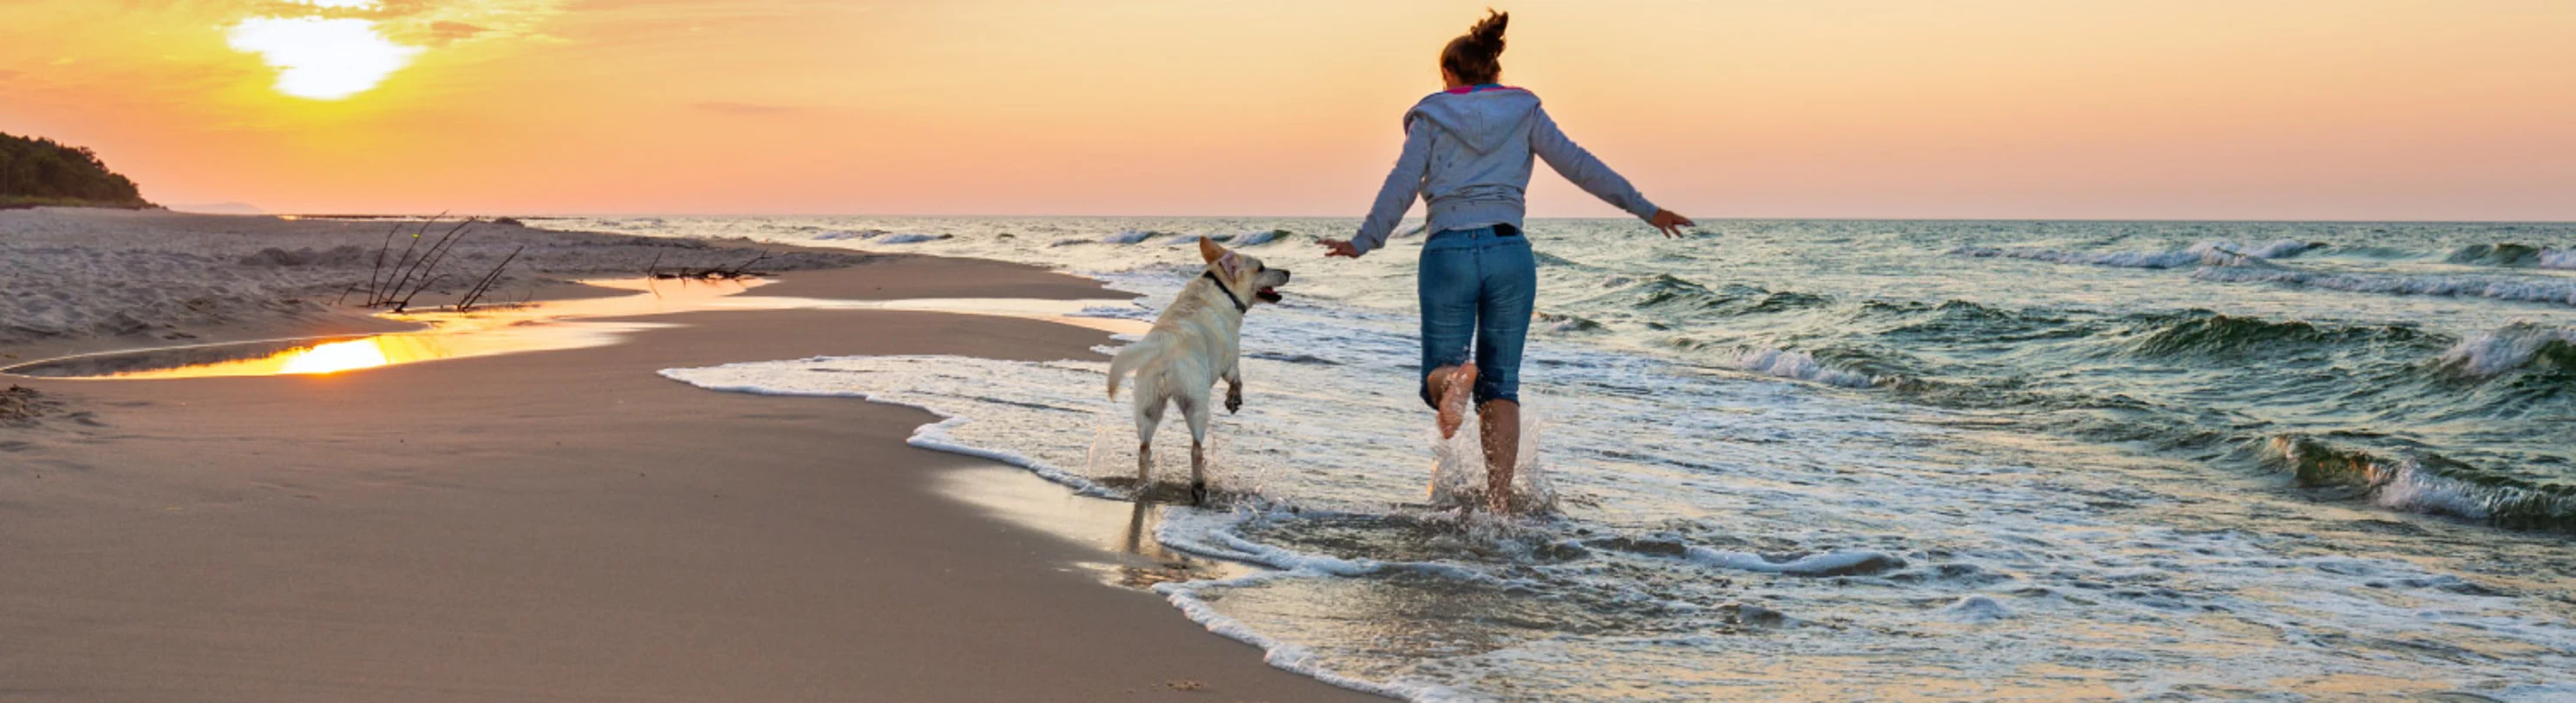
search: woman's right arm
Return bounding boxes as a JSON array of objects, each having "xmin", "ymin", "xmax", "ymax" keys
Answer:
[{"xmin": 1326, "ymin": 122, "xmax": 1435, "ymax": 258}]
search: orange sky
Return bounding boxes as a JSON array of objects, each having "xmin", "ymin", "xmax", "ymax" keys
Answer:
[{"xmin": 4, "ymin": 1, "xmax": 2572, "ymax": 220}]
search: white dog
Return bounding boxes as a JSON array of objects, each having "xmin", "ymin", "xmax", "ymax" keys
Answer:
[{"xmin": 1106, "ymin": 237, "xmax": 1291, "ymax": 504}]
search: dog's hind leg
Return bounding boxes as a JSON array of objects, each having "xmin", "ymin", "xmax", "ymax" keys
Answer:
[
  {"xmin": 1180, "ymin": 396, "xmax": 1213, "ymax": 505},
  {"xmin": 1135, "ymin": 397, "xmax": 1167, "ymax": 491}
]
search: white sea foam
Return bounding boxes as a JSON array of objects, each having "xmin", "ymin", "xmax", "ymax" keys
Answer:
[
  {"xmin": 1684, "ymin": 548, "xmax": 1902, "ymax": 575},
  {"xmin": 1425, "ymin": 409, "xmax": 1555, "ymax": 513},
  {"xmin": 1152, "ymin": 573, "xmax": 1459, "ymax": 702},
  {"xmin": 1736, "ymin": 347, "xmax": 1876, "ymax": 387},
  {"xmin": 2374, "ymin": 465, "xmax": 2496, "ymax": 521},
  {"xmin": 2437, "ymin": 324, "xmax": 2576, "ymax": 376}
]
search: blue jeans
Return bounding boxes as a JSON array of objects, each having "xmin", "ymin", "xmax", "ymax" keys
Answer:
[{"xmin": 1418, "ymin": 225, "xmax": 1536, "ymax": 409}]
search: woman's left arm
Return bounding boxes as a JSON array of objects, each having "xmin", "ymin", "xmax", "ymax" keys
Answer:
[{"xmin": 1532, "ymin": 107, "xmax": 1693, "ymax": 238}]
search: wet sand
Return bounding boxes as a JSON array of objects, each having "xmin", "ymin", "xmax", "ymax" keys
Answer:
[{"xmin": 0, "ymin": 260, "xmax": 1387, "ymax": 701}]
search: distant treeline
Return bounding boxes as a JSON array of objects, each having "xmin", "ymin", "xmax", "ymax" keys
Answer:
[{"xmin": 0, "ymin": 132, "xmax": 150, "ymax": 208}]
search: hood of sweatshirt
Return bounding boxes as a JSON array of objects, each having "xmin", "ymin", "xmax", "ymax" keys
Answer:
[{"xmin": 1404, "ymin": 88, "xmax": 1540, "ymax": 156}]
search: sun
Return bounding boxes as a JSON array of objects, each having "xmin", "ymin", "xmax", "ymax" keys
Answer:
[{"xmin": 226, "ymin": 15, "xmax": 422, "ymax": 101}]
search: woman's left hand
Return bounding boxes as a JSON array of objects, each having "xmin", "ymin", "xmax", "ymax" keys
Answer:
[
  {"xmin": 1650, "ymin": 209, "xmax": 1695, "ymax": 238},
  {"xmin": 1321, "ymin": 239, "xmax": 1363, "ymax": 258}
]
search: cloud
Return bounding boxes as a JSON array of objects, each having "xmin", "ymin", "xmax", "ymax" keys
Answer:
[
  {"xmin": 693, "ymin": 101, "xmax": 802, "ymax": 115},
  {"xmin": 226, "ymin": 16, "xmax": 422, "ymax": 100}
]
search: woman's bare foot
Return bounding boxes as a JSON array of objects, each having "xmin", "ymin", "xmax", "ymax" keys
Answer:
[{"xmin": 1428, "ymin": 364, "xmax": 1478, "ymax": 439}]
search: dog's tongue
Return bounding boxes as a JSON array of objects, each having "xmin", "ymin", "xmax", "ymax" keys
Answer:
[{"xmin": 1256, "ymin": 287, "xmax": 1283, "ymax": 303}]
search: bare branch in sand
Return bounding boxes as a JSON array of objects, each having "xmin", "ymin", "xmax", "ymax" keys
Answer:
[
  {"xmin": 455, "ymin": 245, "xmax": 525, "ymax": 312},
  {"xmin": 365, "ymin": 215, "xmax": 483, "ymax": 310}
]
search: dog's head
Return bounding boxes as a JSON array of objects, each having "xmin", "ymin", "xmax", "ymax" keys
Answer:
[{"xmin": 1199, "ymin": 236, "xmax": 1290, "ymax": 306}]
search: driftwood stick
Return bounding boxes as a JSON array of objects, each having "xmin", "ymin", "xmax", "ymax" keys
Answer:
[
  {"xmin": 409, "ymin": 219, "xmax": 476, "ymax": 289},
  {"xmin": 389, "ymin": 273, "xmax": 450, "ymax": 313},
  {"xmin": 375, "ymin": 218, "xmax": 433, "ymax": 306},
  {"xmin": 385, "ymin": 217, "xmax": 478, "ymax": 308},
  {"xmin": 383, "ymin": 211, "xmax": 459, "ymax": 304},
  {"xmin": 456, "ymin": 246, "xmax": 523, "ymax": 312}
]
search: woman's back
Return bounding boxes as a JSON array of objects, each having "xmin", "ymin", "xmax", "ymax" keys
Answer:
[{"xmin": 1343, "ymin": 86, "xmax": 1661, "ymax": 255}]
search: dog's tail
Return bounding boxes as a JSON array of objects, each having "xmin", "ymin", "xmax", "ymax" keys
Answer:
[{"xmin": 1106, "ymin": 340, "xmax": 1154, "ymax": 399}]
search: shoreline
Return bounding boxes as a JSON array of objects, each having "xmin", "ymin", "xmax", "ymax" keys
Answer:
[
  {"xmin": 0, "ymin": 211, "xmax": 1389, "ymax": 701},
  {"xmin": 0, "ymin": 207, "xmax": 868, "ymax": 363}
]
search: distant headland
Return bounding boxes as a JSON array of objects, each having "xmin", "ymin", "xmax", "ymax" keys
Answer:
[{"xmin": 1, "ymin": 132, "xmax": 152, "ymax": 210}]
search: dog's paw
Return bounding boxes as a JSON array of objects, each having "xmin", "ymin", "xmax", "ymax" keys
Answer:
[
  {"xmin": 1189, "ymin": 480, "xmax": 1209, "ymax": 506},
  {"xmin": 1225, "ymin": 394, "xmax": 1242, "ymax": 414}
]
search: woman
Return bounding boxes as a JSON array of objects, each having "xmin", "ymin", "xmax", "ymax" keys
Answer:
[{"xmin": 1322, "ymin": 10, "xmax": 1692, "ymax": 514}]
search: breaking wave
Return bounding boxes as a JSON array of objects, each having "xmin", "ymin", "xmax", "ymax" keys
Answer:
[
  {"xmin": 2259, "ymin": 435, "xmax": 2576, "ymax": 531},
  {"xmin": 2446, "ymin": 243, "xmax": 2576, "ymax": 270},
  {"xmin": 1950, "ymin": 239, "xmax": 2318, "ymax": 269},
  {"xmin": 1735, "ymin": 347, "xmax": 1879, "ymax": 388},
  {"xmin": 2436, "ymin": 323, "xmax": 2576, "ymax": 377}
]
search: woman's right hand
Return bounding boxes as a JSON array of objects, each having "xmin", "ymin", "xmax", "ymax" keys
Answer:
[
  {"xmin": 1321, "ymin": 239, "xmax": 1363, "ymax": 258},
  {"xmin": 1650, "ymin": 209, "xmax": 1696, "ymax": 238}
]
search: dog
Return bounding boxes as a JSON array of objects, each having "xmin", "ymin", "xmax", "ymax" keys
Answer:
[{"xmin": 1106, "ymin": 236, "xmax": 1291, "ymax": 504}]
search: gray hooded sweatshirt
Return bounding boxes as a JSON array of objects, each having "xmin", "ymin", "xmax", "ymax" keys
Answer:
[{"xmin": 1348, "ymin": 86, "xmax": 1659, "ymax": 255}]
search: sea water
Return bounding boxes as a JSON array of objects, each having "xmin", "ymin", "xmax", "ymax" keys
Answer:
[{"xmin": 575, "ymin": 216, "xmax": 2574, "ymax": 700}]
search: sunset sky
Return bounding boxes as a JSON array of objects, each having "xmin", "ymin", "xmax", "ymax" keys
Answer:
[{"xmin": 3, "ymin": 1, "xmax": 2572, "ymax": 220}]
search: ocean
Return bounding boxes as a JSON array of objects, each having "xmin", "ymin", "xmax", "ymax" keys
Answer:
[{"xmin": 567, "ymin": 215, "xmax": 2574, "ymax": 701}]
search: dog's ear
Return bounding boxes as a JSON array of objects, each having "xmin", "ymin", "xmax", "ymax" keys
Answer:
[
  {"xmin": 1198, "ymin": 236, "xmax": 1226, "ymax": 264},
  {"xmin": 1215, "ymin": 252, "xmax": 1243, "ymax": 277}
]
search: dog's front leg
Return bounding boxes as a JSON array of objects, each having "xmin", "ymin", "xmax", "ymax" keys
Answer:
[{"xmin": 1223, "ymin": 365, "xmax": 1244, "ymax": 415}]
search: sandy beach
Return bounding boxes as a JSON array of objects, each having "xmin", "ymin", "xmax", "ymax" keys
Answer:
[
  {"xmin": 15, "ymin": 3, "xmax": 2572, "ymax": 697},
  {"xmin": 0, "ymin": 209, "xmax": 1385, "ymax": 702}
]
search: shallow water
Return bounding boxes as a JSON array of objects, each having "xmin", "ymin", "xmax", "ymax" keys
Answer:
[
  {"xmin": 4, "ymin": 277, "xmax": 1139, "ymax": 380},
  {"xmin": 603, "ymin": 216, "xmax": 2574, "ymax": 701}
]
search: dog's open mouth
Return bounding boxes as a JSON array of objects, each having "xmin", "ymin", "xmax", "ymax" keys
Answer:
[{"xmin": 1256, "ymin": 287, "xmax": 1283, "ymax": 304}]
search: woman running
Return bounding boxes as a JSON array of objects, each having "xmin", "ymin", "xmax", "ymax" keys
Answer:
[{"xmin": 1321, "ymin": 10, "xmax": 1693, "ymax": 514}]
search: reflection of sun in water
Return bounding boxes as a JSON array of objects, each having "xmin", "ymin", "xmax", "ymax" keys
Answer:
[
  {"xmin": 226, "ymin": 15, "xmax": 420, "ymax": 100},
  {"xmin": 277, "ymin": 339, "xmax": 393, "ymax": 375}
]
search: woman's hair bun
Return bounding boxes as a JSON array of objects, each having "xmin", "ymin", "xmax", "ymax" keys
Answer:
[
  {"xmin": 1442, "ymin": 9, "xmax": 1510, "ymax": 84},
  {"xmin": 1468, "ymin": 10, "xmax": 1509, "ymax": 50}
]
